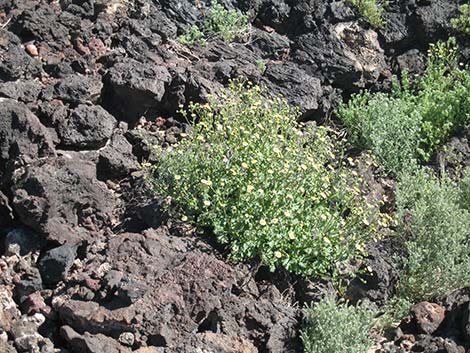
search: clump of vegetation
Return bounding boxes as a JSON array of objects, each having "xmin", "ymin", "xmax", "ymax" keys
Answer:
[
  {"xmin": 395, "ymin": 168, "xmax": 470, "ymax": 302},
  {"xmin": 301, "ymin": 298, "xmax": 377, "ymax": 353},
  {"xmin": 203, "ymin": 0, "xmax": 249, "ymax": 42},
  {"xmin": 338, "ymin": 38, "xmax": 470, "ymax": 175},
  {"xmin": 255, "ymin": 59, "xmax": 267, "ymax": 74},
  {"xmin": 451, "ymin": 4, "xmax": 470, "ymax": 35},
  {"xmin": 145, "ymin": 80, "xmax": 385, "ymax": 277},
  {"xmin": 460, "ymin": 169, "xmax": 470, "ymax": 209},
  {"xmin": 349, "ymin": 0, "xmax": 387, "ymax": 27},
  {"xmin": 177, "ymin": 0, "xmax": 249, "ymax": 45},
  {"xmin": 177, "ymin": 25, "xmax": 207, "ymax": 46}
]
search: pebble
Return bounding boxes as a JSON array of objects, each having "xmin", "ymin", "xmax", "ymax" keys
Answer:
[
  {"xmin": 118, "ymin": 332, "xmax": 135, "ymax": 346},
  {"xmin": 25, "ymin": 43, "xmax": 39, "ymax": 57}
]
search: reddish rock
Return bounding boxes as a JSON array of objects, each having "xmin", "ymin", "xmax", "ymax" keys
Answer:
[
  {"xmin": 411, "ymin": 301, "xmax": 445, "ymax": 334},
  {"xmin": 74, "ymin": 39, "xmax": 90, "ymax": 55},
  {"xmin": 23, "ymin": 292, "xmax": 50, "ymax": 315},
  {"xmin": 84, "ymin": 278, "xmax": 101, "ymax": 291},
  {"xmin": 25, "ymin": 43, "xmax": 38, "ymax": 57}
]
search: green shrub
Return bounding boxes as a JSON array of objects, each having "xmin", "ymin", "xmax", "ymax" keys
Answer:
[
  {"xmin": 177, "ymin": 0, "xmax": 249, "ymax": 45},
  {"xmin": 145, "ymin": 80, "xmax": 384, "ymax": 277},
  {"xmin": 451, "ymin": 4, "xmax": 470, "ymax": 35},
  {"xmin": 349, "ymin": 0, "xmax": 387, "ymax": 27},
  {"xmin": 460, "ymin": 169, "xmax": 470, "ymax": 209},
  {"xmin": 338, "ymin": 84, "xmax": 421, "ymax": 175},
  {"xmin": 301, "ymin": 298, "xmax": 377, "ymax": 353},
  {"xmin": 338, "ymin": 38, "xmax": 470, "ymax": 175},
  {"xmin": 203, "ymin": 0, "xmax": 249, "ymax": 42},
  {"xmin": 177, "ymin": 25, "xmax": 206, "ymax": 46},
  {"xmin": 395, "ymin": 168, "xmax": 470, "ymax": 302},
  {"xmin": 255, "ymin": 59, "xmax": 267, "ymax": 74}
]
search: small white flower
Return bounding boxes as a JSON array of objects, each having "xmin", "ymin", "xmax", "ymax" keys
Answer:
[
  {"xmin": 203, "ymin": 200, "xmax": 211, "ymax": 207},
  {"xmin": 174, "ymin": 175, "xmax": 181, "ymax": 181},
  {"xmin": 259, "ymin": 219, "xmax": 267, "ymax": 226},
  {"xmin": 201, "ymin": 179, "xmax": 212, "ymax": 186}
]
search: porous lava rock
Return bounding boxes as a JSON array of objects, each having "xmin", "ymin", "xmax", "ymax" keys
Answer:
[{"xmin": 11, "ymin": 155, "xmax": 116, "ymax": 244}]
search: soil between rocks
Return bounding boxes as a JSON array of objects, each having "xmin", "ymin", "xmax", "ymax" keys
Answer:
[{"xmin": 0, "ymin": 0, "xmax": 469, "ymax": 352}]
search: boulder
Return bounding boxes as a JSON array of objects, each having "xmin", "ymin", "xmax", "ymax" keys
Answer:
[
  {"xmin": 0, "ymin": 98, "xmax": 55, "ymax": 181},
  {"xmin": 56, "ymin": 229, "xmax": 300, "ymax": 352},
  {"xmin": 57, "ymin": 104, "xmax": 117, "ymax": 149},
  {"xmin": 61, "ymin": 325, "xmax": 131, "ymax": 353},
  {"xmin": 38, "ymin": 244, "xmax": 77, "ymax": 285},
  {"xmin": 4, "ymin": 228, "xmax": 45, "ymax": 256},
  {"xmin": 10, "ymin": 5, "xmax": 71, "ymax": 49},
  {"xmin": 53, "ymin": 75, "xmax": 103, "ymax": 104},
  {"xmin": 0, "ymin": 30, "xmax": 42, "ymax": 81},
  {"xmin": 97, "ymin": 134, "xmax": 139, "ymax": 180},
  {"xmin": 410, "ymin": 302, "xmax": 446, "ymax": 335},
  {"xmin": 11, "ymin": 155, "xmax": 116, "ymax": 244},
  {"xmin": 0, "ymin": 80, "xmax": 43, "ymax": 103},
  {"xmin": 102, "ymin": 60, "xmax": 171, "ymax": 123}
]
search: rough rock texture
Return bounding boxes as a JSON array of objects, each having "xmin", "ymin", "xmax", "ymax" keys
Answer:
[
  {"xmin": 55, "ymin": 228, "xmax": 299, "ymax": 352},
  {"xmin": 0, "ymin": 30, "xmax": 42, "ymax": 81},
  {"xmin": 53, "ymin": 75, "xmax": 103, "ymax": 104},
  {"xmin": 38, "ymin": 243, "xmax": 77, "ymax": 285},
  {"xmin": 57, "ymin": 104, "xmax": 117, "ymax": 149},
  {"xmin": 97, "ymin": 133, "xmax": 139, "ymax": 180},
  {"xmin": 411, "ymin": 302, "xmax": 446, "ymax": 335},
  {"xmin": 0, "ymin": 98, "xmax": 55, "ymax": 182},
  {"xmin": 11, "ymin": 155, "xmax": 116, "ymax": 244},
  {"xmin": 102, "ymin": 60, "xmax": 172, "ymax": 123}
]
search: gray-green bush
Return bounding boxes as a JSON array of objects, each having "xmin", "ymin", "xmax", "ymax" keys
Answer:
[
  {"xmin": 177, "ymin": 0, "xmax": 249, "ymax": 45},
  {"xmin": 338, "ymin": 38, "xmax": 470, "ymax": 175},
  {"xmin": 395, "ymin": 168, "xmax": 470, "ymax": 302},
  {"xmin": 301, "ymin": 299, "xmax": 377, "ymax": 353}
]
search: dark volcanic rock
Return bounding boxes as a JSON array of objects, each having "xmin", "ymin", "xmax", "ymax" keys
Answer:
[
  {"xmin": 293, "ymin": 21, "xmax": 387, "ymax": 91},
  {"xmin": 103, "ymin": 60, "xmax": 171, "ymax": 123},
  {"xmin": 0, "ymin": 191, "xmax": 14, "ymax": 228},
  {"xmin": 0, "ymin": 30, "xmax": 42, "ymax": 81},
  {"xmin": 4, "ymin": 228, "xmax": 45, "ymax": 256},
  {"xmin": 11, "ymin": 155, "xmax": 116, "ymax": 244},
  {"xmin": 264, "ymin": 63, "xmax": 322, "ymax": 116},
  {"xmin": 413, "ymin": 0, "xmax": 458, "ymax": 44},
  {"xmin": 53, "ymin": 75, "xmax": 103, "ymax": 104},
  {"xmin": 14, "ymin": 267, "xmax": 43, "ymax": 305},
  {"xmin": 57, "ymin": 104, "xmax": 117, "ymax": 149},
  {"xmin": 463, "ymin": 302, "xmax": 470, "ymax": 341},
  {"xmin": 346, "ymin": 238, "xmax": 400, "ymax": 305},
  {"xmin": 0, "ymin": 80, "xmax": 43, "ymax": 103},
  {"xmin": 61, "ymin": 325, "xmax": 131, "ymax": 353},
  {"xmin": 97, "ymin": 133, "xmax": 139, "ymax": 180},
  {"xmin": 56, "ymin": 229, "xmax": 300, "ymax": 352},
  {"xmin": 436, "ymin": 127, "xmax": 470, "ymax": 179},
  {"xmin": 10, "ymin": 5, "xmax": 71, "ymax": 49},
  {"xmin": 0, "ymin": 98, "xmax": 55, "ymax": 182},
  {"xmin": 38, "ymin": 244, "xmax": 77, "ymax": 285}
]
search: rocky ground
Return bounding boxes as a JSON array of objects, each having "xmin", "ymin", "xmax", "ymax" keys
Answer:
[{"xmin": 0, "ymin": 0, "xmax": 470, "ymax": 352}]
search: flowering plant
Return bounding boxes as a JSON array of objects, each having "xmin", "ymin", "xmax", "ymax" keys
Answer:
[{"xmin": 146, "ymin": 81, "xmax": 385, "ymax": 276}]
